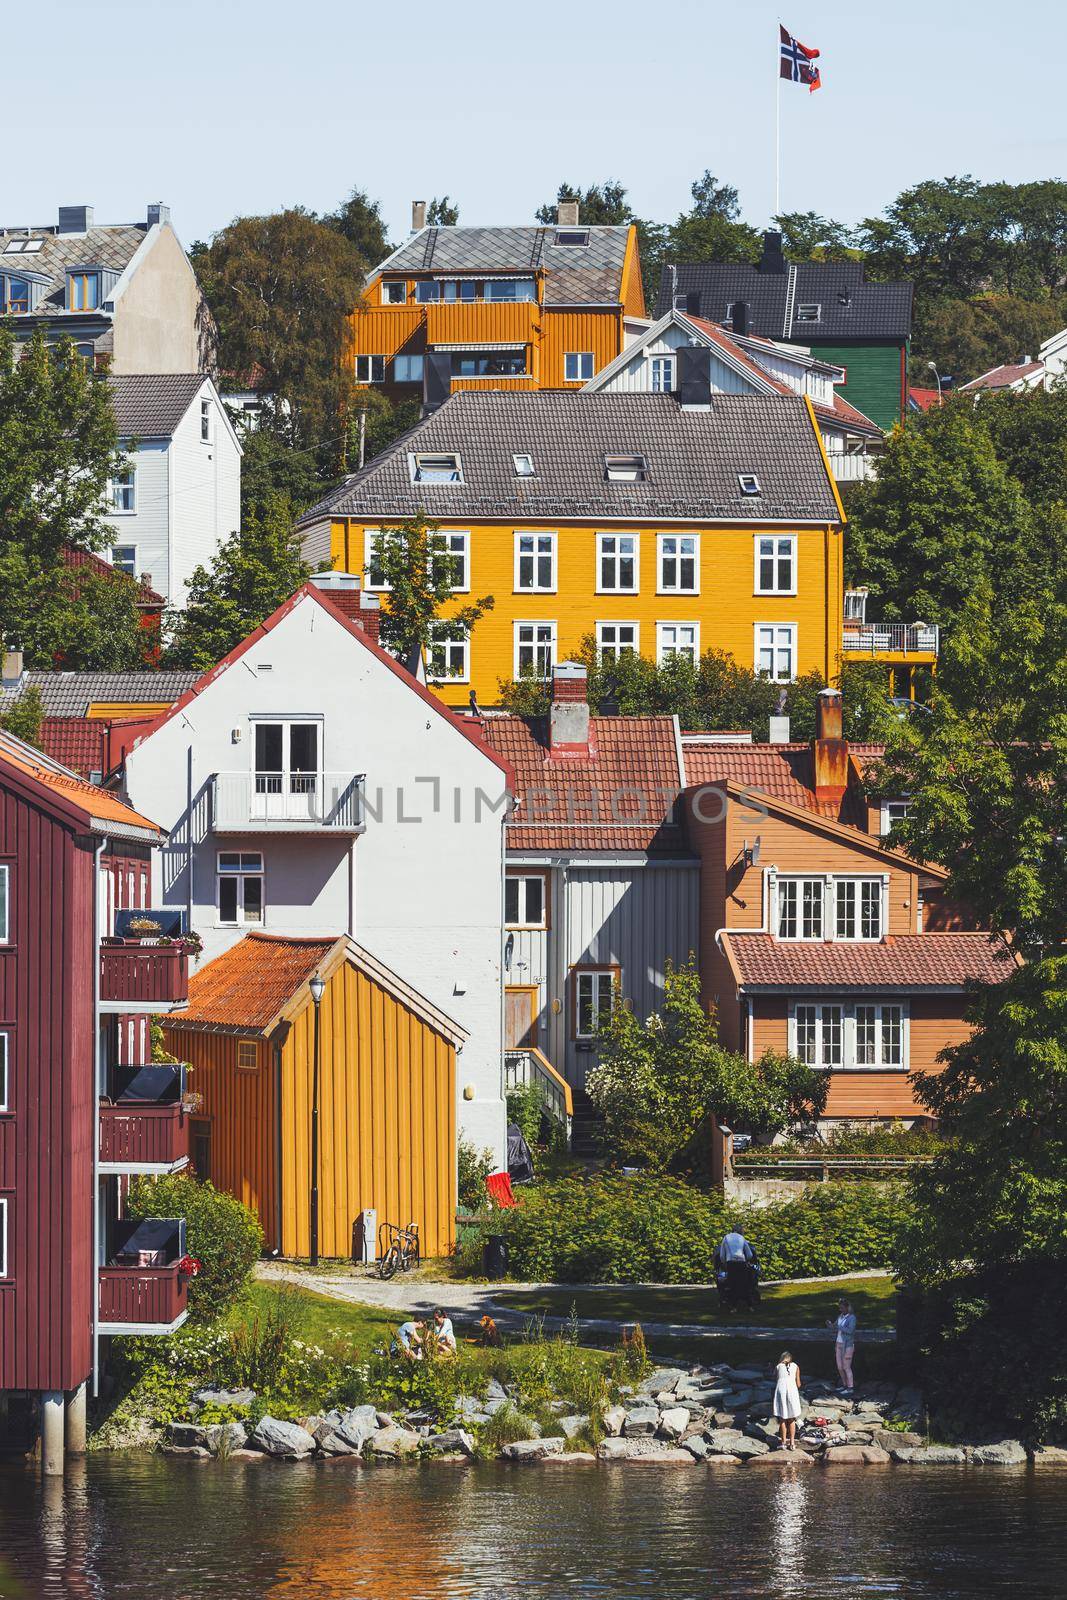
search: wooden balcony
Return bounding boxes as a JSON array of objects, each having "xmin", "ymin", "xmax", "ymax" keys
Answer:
[
  {"xmin": 842, "ymin": 621, "xmax": 939, "ymax": 661},
  {"xmin": 98, "ymin": 1218, "xmax": 190, "ymax": 1334},
  {"xmin": 99, "ymin": 1102, "xmax": 189, "ymax": 1173},
  {"xmin": 99, "ymin": 941, "xmax": 189, "ymax": 1012}
]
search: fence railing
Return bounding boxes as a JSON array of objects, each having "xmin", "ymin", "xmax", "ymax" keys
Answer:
[
  {"xmin": 99, "ymin": 1102, "xmax": 189, "ymax": 1170},
  {"xmin": 828, "ymin": 453, "xmax": 877, "ymax": 483},
  {"xmin": 842, "ymin": 622, "xmax": 939, "ymax": 656},
  {"xmin": 211, "ymin": 771, "xmax": 364, "ymax": 830},
  {"xmin": 504, "ymin": 1047, "xmax": 573, "ymax": 1140},
  {"xmin": 734, "ymin": 1155, "xmax": 935, "ymax": 1182},
  {"xmin": 99, "ymin": 943, "xmax": 189, "ymax": 1008}
]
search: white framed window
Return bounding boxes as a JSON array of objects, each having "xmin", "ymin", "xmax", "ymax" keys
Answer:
[
  {"xmin": 383, "ymin": 280, "xmax": 407, "ymax": 304},
  {"xmin": 564, "ymin": 351, "xmax": 594, "ymax": 382},
  {"xmin": 0, "ymin": 1197, "xmax": 7, "ymax": 1279},
  {"xmin": 356, "ymin": 355, "xmax": 386, "ymax": 383},
  {"xmin": 0, "ymin": 1031, "xmax": 8, "ymax": 1112},
  {"xmin": 754, "ymin": 536, "xmax": 796, "ymax": 595},
  {"xmin": 755, "ymin": 623, "xmax": 797, "ymax": 681},
  {"xmin": 217, "ymin": 851, "xmax": 264, "ymax": 927},
  {"xmin": 796, "ymin": 303, "xmax": 822, "ymax": 323},
  {"xmin": 650, "ymin": 355, "xmax": 675, "ymax": 393},
  {"xmin": 880, "ymin": 800, "xmax": 910, "ymax": 838},
  {"xmin": 575, "ymin": 968, "xmax": 617, "ymax": 1039},
  {"xmin": 200, "ymin": 399, "xmax": 212, "ymax": 443},
  {"xmin": 513, "ymin": 453, "xmax": 535, "ymax": 477},
  {"xmin": 410, "ymin": 451, "xmax": 462, "ymax": 484},
  {"xmin": 738, "ymin": 473, "xmax": 761, "ymax": 496},
  {"xmin": 237, "ymin": 1041, "xmax": 258, "ymax": 1072},
  {"xmin": 514, "ymin": 531, "xmax": 555, "ymax": 591},
  {"xmin": 658, "ymin": 534, "xmax": 698, "ymax": 593},
  {"xmin": 777, "ymin": 876, "xmax": 825, "ymax": 940},
  {"xmin": 835, "ymin": 878, "xmax": 885, "ymax": 942},
  {"xmin": 596, "ymin": 622, "xmax": 639, "ymax": 662},
  {"xmin": 597, "ymin": 532, "xmax": 639, "ymax": 592},
  {"xmin": 514, "ymin": 621, "xmax": 556, "ymax": 679},
  {"xmin": 431, "ymin": 531, "xmax": 469, "ymax": 592},
  {"xmin": 415, "ymin": 280, "xmax": 440, "ymax": 303},
  {"xmin": 505, "ymin": 874, "xmax": 547, "ymax": 929},
  {"xmin": 394, "ymin": 354, "xmax": 424, "ymax": 383},
  {"xmin": 428, "ymin": 624, "xmax": 469, "ymax": 683},
  {"xmin": 110, "ymin": 467, "xmax": 136, "ymax": 514},
  {"xmin": 657, "ymin": 622, "xmax": 699, "ymax": 665},
  {"xmin": 792, "ymin": 1001, "xmax": 908, "ymax": 1071},
  {"xmin": 0, "ymin": 863, "xmax": 8, "ymax": 942},
  {"xmin": 364, "ymin": 528, "xmax": 389, "ymax": 590},
  {"xmin": 111, "ymin": 544, "xmax": 137, "ymax": 577}
]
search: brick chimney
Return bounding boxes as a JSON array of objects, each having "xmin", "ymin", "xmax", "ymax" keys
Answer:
[
  {"xmin": 309, "ymin": 571, "xmax": 380, "ymax": 646},
  {"xmin": 548, "ymin": 662, "xmax": 592, "ymax": 756},
  {"xmin": 412, "ymin": 200, "xmax": 427, "ymax": 231},
  {"xmin": 812, "ymin": 687, "xmax": 848, "ymax": 805},
  {"xmin": 2, "ymin": 647, "xmax": 24, "ymax": 687},
  {"xmin": 556, "ymin": 200, "xmax": 580, "ymax": 227}
]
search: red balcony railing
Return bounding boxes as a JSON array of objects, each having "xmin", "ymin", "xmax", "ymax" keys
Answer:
[
  {"xmin": 99, "ymin": 1102, "xmax": 189, "ymax": 1168},
  {"xmin": 98, "ymin": 1264, "xmax": 189, "ymax": 1328},
  {"xmin": 99, "ymin": 941, "xmax": 189, "ymax": 1007}
]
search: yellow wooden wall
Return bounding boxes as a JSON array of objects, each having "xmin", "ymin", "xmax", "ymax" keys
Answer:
[
  {"xmin": 279, "ymin": 961, "xmax": 456, "ymax": 1261},
  {"xmin": 333, "ymin": 516, "xmax": 844, "ymax": 707},
  {"xmin": 162, "ymin": 1029, "xmax": 278, "ymax": 1243}
]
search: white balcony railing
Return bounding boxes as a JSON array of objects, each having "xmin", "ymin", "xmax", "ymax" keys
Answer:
[
  {"xmin": 211, "ymin": 771, "xmax": 365, "ymax": 831},
  {"xmin": 829, "ymin": 453, "xmax": 878, "ymax": 483},
  {"xmin": 842, "ymin": 623, "xmax": 939, "ymax": 656}
]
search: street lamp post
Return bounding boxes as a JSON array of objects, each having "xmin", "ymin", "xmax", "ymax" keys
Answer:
[
  {"xmin": 926, "ymin": 360, "xmax": 944, "ymax": 405},
  {"xmin": 309, "ymin": 974, "xmax": 325, "ymax": 1266}
]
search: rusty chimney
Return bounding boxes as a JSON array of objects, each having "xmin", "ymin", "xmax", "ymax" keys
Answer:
[
  {"xmin": 548, "ymin": 661, "xmax": 591, "ymax": 756},
  {"xmin": 812, "ymin": 687, "xmax": 848, "ymax": 805}
]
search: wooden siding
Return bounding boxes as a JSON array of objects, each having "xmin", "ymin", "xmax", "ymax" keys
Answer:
[
  {"xmin": 808, "ymin": 341, "xmax": 905, "ymax": 431},
  {"xmin": 0, "ymin": 781, "xmax": 94, "ymax": 1393},
  {"xmin": 162, "ymin": 1030, "xmax": 278, "ymax": 1246},
  {"xmin": 334, "ymin": 518, "xmax": 844, "ymax": 709}
]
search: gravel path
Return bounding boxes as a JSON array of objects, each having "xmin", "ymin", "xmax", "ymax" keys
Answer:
[{"xmin": 254, "ymin": 1261, "xmax": 894, "ymax": 1344}]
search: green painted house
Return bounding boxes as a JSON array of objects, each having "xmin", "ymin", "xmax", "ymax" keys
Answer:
[{"xmin": 656, "ymin": 233, "xmax": 912, "ymax": 431}]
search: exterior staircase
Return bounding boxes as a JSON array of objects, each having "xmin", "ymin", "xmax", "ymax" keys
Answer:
[{"xmin": 569, "ymin": 1087, "xmax": 601, "ymax": 1158}]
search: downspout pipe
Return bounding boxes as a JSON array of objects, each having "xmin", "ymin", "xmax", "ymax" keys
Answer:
[{"xmin": 91, "ymin": 838, "xmax": 105, "ymax": 1399}]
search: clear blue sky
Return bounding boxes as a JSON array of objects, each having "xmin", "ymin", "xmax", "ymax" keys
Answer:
[{"xmin": 9, "ymin": 0, "xmax": 1064, "ymax": 251}]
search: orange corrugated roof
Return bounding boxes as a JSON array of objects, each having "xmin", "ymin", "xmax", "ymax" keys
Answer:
[
  {"xmin": 0, "ymin": 736, "xmax": 161, "ymax": 835},
  {"xmin": 179, "ymin": 933, "xmax": 339, "ymax": 1032}
]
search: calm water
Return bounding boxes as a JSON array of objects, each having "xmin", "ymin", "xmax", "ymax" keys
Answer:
[{"xmin": 2, "ymin": 1456, "xmax": 1065, "ymax": 1599}]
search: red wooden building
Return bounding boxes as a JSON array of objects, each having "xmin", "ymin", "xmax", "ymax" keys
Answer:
[{"xmin": 0, "ymin": 729, "xmax": 189, "ymax": 1473}]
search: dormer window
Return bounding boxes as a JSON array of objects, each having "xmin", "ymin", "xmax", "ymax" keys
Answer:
[
  {"xmin": 796, "ymin": 303, "xmax": 821, "ymax": 323},
  {"xmin": 554, "ymin": 229, "xmax": 589, "ymax": 247},
  {"xmin": 411, "ymin": 451, "xmax": 463, "ymax": 484},
  {"xmin": 68, "ymin": 271, "xmax": 100, "ymax": 311},
  {"xmin": 4, "ymin": 237, "xmax": 43, "ymax": 254},
  {"xmin": 3, "ymin": 276, "xmax": 29, "ymax": 314},
  {"xmin": 738, "ymin": 473, "xmax": 761, "ymax": 496},
  {"xmin": 604, "ymin": 454, "xmax": 647, "ymax": 483},
  {"xmin": 513, "ymin": 453, "xmax": 535, "ymax": 477}
]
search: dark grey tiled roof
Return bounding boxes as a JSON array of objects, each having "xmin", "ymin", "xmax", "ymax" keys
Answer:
[
  {"xmin": 109, "ymin": 374, "xmax": 205, "ymax": 437},
  {"xmin": 298, "ymin": 391, "xmax": 840, "ymax": 525},
  {"xmin": 0, "ymin": 672, "xmax": 200, "ymax": 718},
  {"xmin": 655, "ymin": 260, "xmax": 913, "ymax": 340},
  {"xmin": 0, "ymin": 223, "xmax": 147, "ymax": 318},
  {"xmin": 374, "ymin": 225, "xmax": 632, "ymax": 307}
]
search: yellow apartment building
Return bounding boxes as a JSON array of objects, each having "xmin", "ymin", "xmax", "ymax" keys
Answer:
[
  {"xmin": 297, "ymin": 375, "xmax": 846, "ymax": 710},
  {"xmin": 349, "ymin": 202, "xmax": 645, "ymax": 405}
]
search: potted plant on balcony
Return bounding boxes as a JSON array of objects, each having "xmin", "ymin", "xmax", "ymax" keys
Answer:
[{"xmin": 178, "ymin": 1254, "xmax": 202, "ymax": 1282}]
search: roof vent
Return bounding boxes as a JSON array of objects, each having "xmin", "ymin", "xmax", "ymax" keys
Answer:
[
  {"xmin": 58, "ymin": 205, "xmax": 94, "ymax": 235},
  {"xmin": 556, "ymin": 200, "xmax": 580, "ymax": 227}
]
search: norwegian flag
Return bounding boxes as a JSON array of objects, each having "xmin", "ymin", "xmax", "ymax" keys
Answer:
[{"xmin": 780, "ymin": 24, "xmax": 822, "ymax": 92}]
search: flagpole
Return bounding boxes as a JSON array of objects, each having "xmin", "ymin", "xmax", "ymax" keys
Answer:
[{"xmin": 774, "ymin": 27, "xmax": 781, "ymax": 219}]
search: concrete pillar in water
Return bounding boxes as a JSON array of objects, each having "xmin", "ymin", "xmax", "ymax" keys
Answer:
[
  {"xmin": 66, "ymin": 1382, "xmax": 88, "ymax": 1455},
  {"xmin": 41, "ymin": 1390, "xmax": 65, "ymax": 1476}
]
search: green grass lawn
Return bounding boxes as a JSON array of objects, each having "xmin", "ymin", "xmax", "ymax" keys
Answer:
[
  {"xmin": 226, "ymin": 1281, "xmax": 400, "ymax": 1349},
  {"xmin": 491, "ymin": 1274, "xmax": 896, "ymax": 1332}
]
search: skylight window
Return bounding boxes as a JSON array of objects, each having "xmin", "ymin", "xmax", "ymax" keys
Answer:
[
  {"xmin": 4, "ymin": 237, "xmax": 42, "ymax": 254},
  {"xmin": 604, "ymin": 454, "xmax": 648, "ymax": 483},
  {"xmin": 554, "ymin": 229, "xmax": 589, "ymax": 247},
  {"xmin": 738, "ymin": 473, "xmax": 762, "ymax": 496},
  {"xmin": 513, "ymin": 453, "xmax": 535, "ymax": 477},
  {"xmin": 411, "ymin": 451, "xmax": 463, "ymax": 484},
  {"xmin": 796, "ymin": 303, "xmax": 822, "ymax": 322}
]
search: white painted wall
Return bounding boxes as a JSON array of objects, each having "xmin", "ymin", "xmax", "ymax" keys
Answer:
[{"xmin": 123, "ymin": 591, "xmax": 508, "ymax": 1161}]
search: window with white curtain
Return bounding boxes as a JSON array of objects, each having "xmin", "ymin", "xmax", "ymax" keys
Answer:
[{"xmin": 794, "ymin": 1001, "xmax": 907, "ymax": 1070}]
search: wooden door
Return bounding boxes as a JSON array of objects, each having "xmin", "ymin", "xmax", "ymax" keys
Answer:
[{"xmin": 505, "ymin": 987, "xmax": 537, "ymax": 1049}]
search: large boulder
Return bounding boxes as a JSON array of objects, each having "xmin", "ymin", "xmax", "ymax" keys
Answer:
[
  {"xmin": 250, "ymin": 1418, "xmax": 317, "ymax": 1459},
  {"xmin": 705, "ymin": 1428, "xmax": 747, "ymax": 1455},
  {"xmin": 312, "ymin": 1423, "xmax": 360, "ymax": 1456},
  {"xmin": 203, "ymin": 1421, "xmax": 248, "ymax": 1456},
  {"xmin": 426, "ymin": 1428, "xmax": 475, "ymax": 1458},
  {"xmin": 1031, "ymin": 1446, "xmax": 1067, "ymax": 1467},
  {"xmin": 623, "ymin": 1407, "xmax": 660, "ymax": 1438},
  {"xmin": 682, "ymin": 1435, "xmax": 710, "ymax": 1460},
  {"xmin": 891, "ymin": 1445, "xmax": 966, "ymax": 1465},
  {"xmin": 336, "ymin": 1406, "xmax": 379, "ymax": 1450},
  {"xmin": 598, "ymin": 1437, "xmax": 692, "ymax": 1463},
  {"xmin": 967, "ymin": 1441, "xmax": 1027, "ymax": 1466},
  {"xmin": 872, "ymin": 1429, "xmax": 924, "ymax": 1452},
  {"xmin": 746, "ymin": 1450, "xmax": 814, "ymax": 1469},
  {"xmin": 657, "ymin": 1408, "xmax": 691, "ymax": 1440},
  {"xmin": 559, "ymin": 1415, "xmax": 590, "ymax": 1440},
  {"xmin": 502, "ymin": 1437, "xmax": 565, "ymax": 1461},
  {"xmin": 822, "ymin": 1444, "xmax": 890, "ymax": 1465},
  {"xmin": 367, "ymin": 1426, "xmax": 422, "ymax": 1458},
  {"xmin": 166, "ymin": 1422, "xmax": 209, "ymax": 1450},
  {"xmin": 602, "ymin": 1406, "xmax": 627, "ymax": 1437}
]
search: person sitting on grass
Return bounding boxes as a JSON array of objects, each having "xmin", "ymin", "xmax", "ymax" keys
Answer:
[
  {"xmin": 432, "ymin": 1307, "xmax": 457, "ymax": 1357},
  {"xmin": 393, "ymin": 1319, "xmax": 425, "ymax": 1360}
]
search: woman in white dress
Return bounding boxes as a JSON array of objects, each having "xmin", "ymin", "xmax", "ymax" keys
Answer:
[{"xmin": 772, "ymin": 1350, "xmax": 803, "ymax": 1450}]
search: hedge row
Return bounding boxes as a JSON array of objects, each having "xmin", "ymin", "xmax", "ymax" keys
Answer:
[{"xmin": 483, "ymin": 1174, "xmax": 909, "ymax": 1283}]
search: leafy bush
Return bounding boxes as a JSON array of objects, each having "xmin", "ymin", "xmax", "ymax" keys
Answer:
[
  {"xmin": 506, "ymin": 1082, "xmax": 544, "ymax": 1153},
  {"xmin": 457, "ymin": 1135, "xmax": 496, "ymax": 1213},
  {"xmin": 125, "ymin": 1172, "xmax": 263, "ymax": 1321},
  {"xmin": 471, "ymin": 1173, "xmax": 910, "ymax": 1283}
]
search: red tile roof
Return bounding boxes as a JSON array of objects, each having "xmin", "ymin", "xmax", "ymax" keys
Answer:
[
  {"xmin": 720, "ymin": 930, "xmax": 1016, "ymax": 990},
  {"xmin": 681, "ymin": 740, "xmax": 869, "ymax": 824},
  {"xmin": 179, "ymin": 933, "xmax": 339, "ymax": 1032},
  {"xmin": 40, "ymin": 717, "xmax": 108, "ymax": 778},
  {"xmin": 477, "ymin": 714, "xmax": 686, "ymax": 852},
  {"xmin": 815, "ymin": 391, "xmax": 883, "ymax": 437},
  {"xmin": 962, "ymin": 361, "xmax": 1043, "ymax": 392},
  {"xmin": 62, "ymin": 546, "xmax": 164, "ymax": 606},
  {"xmin": 908, "ymin": 386, "xmax": 941, "ymax": 412}
]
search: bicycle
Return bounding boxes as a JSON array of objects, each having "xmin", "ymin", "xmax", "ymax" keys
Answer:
[{"xmin": 376, "ymin": 1220, "xmax": 420, "ymax": 1280}]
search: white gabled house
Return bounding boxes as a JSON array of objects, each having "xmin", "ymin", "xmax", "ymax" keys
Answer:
[
  {"xmin": 120, "ymin": 573, "xmax": 511, "ymax": 1160},
  {"xmin": 104, "ymin": 374, "xmax": 242, "ymax": 607}
]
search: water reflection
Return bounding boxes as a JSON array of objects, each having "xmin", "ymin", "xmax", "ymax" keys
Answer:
[{"xmin": 769, "ymin": 1473, "xmax": 809, "ymax": 1596}]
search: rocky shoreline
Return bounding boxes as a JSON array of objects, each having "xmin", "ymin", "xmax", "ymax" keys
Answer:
[{"xmin": 160, "ymin": 1361, "xmax": 1067, "ymax": 1468}]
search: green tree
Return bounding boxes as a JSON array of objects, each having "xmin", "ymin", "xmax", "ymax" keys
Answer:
[
  {"xmin": 911, "ymin": 293, "xmax": 1066, "ymax": 382},
  {"xmin": 164, "ymin": 493, "xmax": 311, "ymax": 669},
  {"xmin": 586, "ymin": 960, "xmax": 827, "ymax": 1169},
  {"xmin": 0, "ymin": 683, "xmax": 43, "ymax": 747},
  {"xmin": 44, "ymin": 563, "xmax": 148, "ymax": 670},
  {"xmin": 322, "ymin": 186, "xmax": 391, "ymax": 267},
  {"xmin": 238, "ymin": 423, "xmax": 336, "ymax": 522},
  {"xmin": 535, "ymin": 180, "xmax": 634, "ymax": 225},
  {"xmin": 979, "ymin": 382, "xmax": 1067, "ymax": 509},
  {"xmin": 126, "ymin": 1171, "xmax": 263, "ymax": 1322},
  {"xmin": 194, "ymin": 210, "xmax": 366, "ymax": 455},
  {"xmin": 774, "ymin": 210, "xmax": 856, "ymax": 261},
  {"xmin": 427, "ymin": 196, "xmax": 460, "ymax": 227},
  {"xmin": 368, "ymin": 513, "xmax": 493, "ymax": 659}
]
